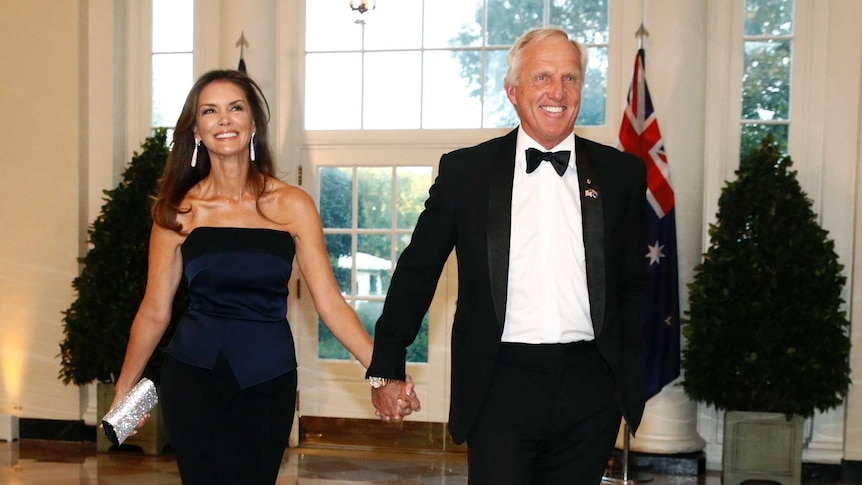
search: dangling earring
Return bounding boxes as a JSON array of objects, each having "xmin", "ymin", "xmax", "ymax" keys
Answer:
[
  {"xmin": 191, "ymin": 138, "xmax": 200, "ymax": 167},
  {"xmin": 250, "ymin": 132, "xmax": 256, "ymax": 162}
]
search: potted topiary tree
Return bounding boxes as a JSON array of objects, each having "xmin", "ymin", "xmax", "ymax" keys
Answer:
[
  {"xmin": 59, "ymin": 129, "xmax": 185, "ymax": 454},
  {"xmin": 681, "ymin": 135, "xmax": 851, "ymax": 485}
]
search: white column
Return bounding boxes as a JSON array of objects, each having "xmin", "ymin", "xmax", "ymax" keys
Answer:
[
  {"xmin": 833, "ymin": 0, "xmax": 862, "ymax": 465},
  {"xmin": 81, "ymin": 384, "xmax": 98, "ymax": 426},
  {"xmin": 805, "ymin": 407, "xmax": 846, "ymax": 464},
  {"xmin": 194, "ymin": 0, "xmax": 283, "ymax": 162},
  {"xmin": 620, "ymin": 384, "xmax": 705, "ymax": 454},
  {"xmin": 614, "ymin": 0, "xmax": 709, "ymax": 456},
  {"xmin": 219, "ymin": 1, "xmax": 277, "ymax": 109},
  {"xmin": 0, "ymin": 414, "xmax": 19, "ymax": 442}
]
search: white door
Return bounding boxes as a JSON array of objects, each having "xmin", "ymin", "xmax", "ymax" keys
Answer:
[{"xmin": 293, "ymin": 145, "xmax": 456, "ymax": 423}]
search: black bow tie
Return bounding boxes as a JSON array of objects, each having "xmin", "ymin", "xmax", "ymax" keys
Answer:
[{"xmin": 525, "ymin": 148, "xmax": 571, "ymax": 177}]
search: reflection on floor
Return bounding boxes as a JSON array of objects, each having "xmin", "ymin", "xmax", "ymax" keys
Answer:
[{"xmin": 0, "ymin": 438, "xmax": 839, "ymax": 485}]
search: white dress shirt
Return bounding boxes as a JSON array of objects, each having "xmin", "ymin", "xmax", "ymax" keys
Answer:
[{"xmin": 500, "ymin": 127, "xmax": 595, "ymax": 344}]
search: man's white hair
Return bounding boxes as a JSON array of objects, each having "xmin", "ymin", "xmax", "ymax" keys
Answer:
[{"xmin": 504, "ymin": 28, "xmax": 588, "ymax": 87}]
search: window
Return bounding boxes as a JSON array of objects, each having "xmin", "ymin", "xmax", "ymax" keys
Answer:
[
  {"xmin": 740, "ymin": 0, "xmax": 793, "ymax": 157},
  {"xmin": 317, "ymin": 166, "xmax": 434, "ymax": 363},
  {"xmin": 304, "ymin": 0, "xmax": 610, "ymax": 130},
  {"xmin": 151, "ymin": 0, "xmax": 194, "ymax": 133}
]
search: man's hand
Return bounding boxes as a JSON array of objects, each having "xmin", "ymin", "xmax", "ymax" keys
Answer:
[{"xmin": 371, "ymin": 375, "xmax": 422, "ymax": 422}]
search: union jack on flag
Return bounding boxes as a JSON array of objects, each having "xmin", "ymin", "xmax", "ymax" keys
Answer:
[{"xmin": 618, "ymin": 49, "xmax": 681, "ymax": 400}]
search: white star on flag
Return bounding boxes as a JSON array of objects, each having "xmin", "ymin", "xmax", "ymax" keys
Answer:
[{"xmin": 646, "ymin": 240, "xmax": 665, "ymax": 266}]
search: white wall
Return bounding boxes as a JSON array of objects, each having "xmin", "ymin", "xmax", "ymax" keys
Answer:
[{"xmin": 0, "ymin": 0, "xmax": 85, "ymax": 420}]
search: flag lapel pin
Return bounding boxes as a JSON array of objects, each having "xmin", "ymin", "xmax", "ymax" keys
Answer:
[{"xmin": 585, "ymin": 180, "xmax": 599, "ymax": 199}]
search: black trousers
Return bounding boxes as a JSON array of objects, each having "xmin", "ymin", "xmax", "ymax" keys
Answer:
[
  {"xmin": 160, "ymin": 354, "xmax": 297, "ymax": 485},
  {"xmin": 466, "ymin": 341, "xmax": 622, "ymax": 485}
]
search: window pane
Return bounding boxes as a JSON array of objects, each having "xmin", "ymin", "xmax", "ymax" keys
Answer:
[
  {"xmin": 318, "ymin": 317, "xmax": 351, "ymax": 359},
  {"xmin": 320, "ymin": 299, "xmax": 427, "ymax": 363},
  {"xmin": 152, "ymin": 0, "xmax": 193, "ymax": 52},
  {"xmin": 486, "ymin": 0, "xmax": 543, "ymax": 46},
  {"xmin": 551, "ymin": 0, "xmax": 610, "ymax": 44},
  {"xmin": 306, "ymin": 53, "xmax": 362, "ymax": 129},
  {"xmin": 423, "ymin": 51, "xmax": 482, "ymax": 128},
  {"xmin": 357, "ymin": 167, "xmax": 391, "ymax": 229},
  {"xmin": 326, "ymin": 234, "xmax": 352, "ymax": 294},
  {"xmin": 306, "ymin": 0, "xmax": 363, "ymax": 51},
  {"xmin": 741, "ymin": 40, "xmax": 791, "ymax": 121},
  {"xmin": 396, "ymin": 167, "xmax": 433, "ymax": 230},
  {"xmin": 741, "ymin": 123, "xmax": 788, "ymax": 159},
  {"xmin": 152, "ymin": 53, "xmax": 192, "ymax": 128},
  {"xmin": 396, "ymin": 234, "xmax": 412, "ymax": 261},
  {"xmin": 578, "ymin": 46, "xmax": 607, "ymax": 127},
  {"xmin": 356, "ymin": 300, "xmax": 384, "ymax": 336},
  {"xmin": 424, "ymin": 0, "xmax": 483, "ymax": 48},
  {"xmin": 319, "ymin": 167, "xmax": 353, "ymax": 229},
  {"xmin": 364, "ymin": 0, "xmax": 422, "ymax": 50},
  {"xmin": 363, "ymin": 52, "xmax": 421, "ymax": 129},
  {"xmin": 318, "ymin": 164, "xmax": 429, "ymax": 361},
  {"xmin": 744, "ymin": 0, "xmax": 793, "ymax": 36},
  {"xmin": 356, "ymin": 234, "xmax": 391, "ymax": 296},
  {"xmin": 407, "ymin": 313, "xmax": 429, "ymax": 363},
  {"xmin": 484, "ymin": 49, "xmax": 517, "ymax": 128}
]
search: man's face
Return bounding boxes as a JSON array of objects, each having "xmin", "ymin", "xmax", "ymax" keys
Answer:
[{"xmin": 505, "ymin": 35, "xmax": 583, "ymax": 150}]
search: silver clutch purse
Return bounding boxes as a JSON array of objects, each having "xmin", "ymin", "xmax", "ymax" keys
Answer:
[{"xmin": 101, "ymin": 377, "xmax": 159, "ymax": 446}]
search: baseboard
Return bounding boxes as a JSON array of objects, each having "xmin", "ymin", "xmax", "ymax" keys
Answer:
[
  {"xmin": 609, "ymin": 449, "xmax": 706, "ymax": 476},
  {"xmin": 299, "ymin": 416, "xmax": 466, "ymax": 454},
  {"xmin": 19, "ymin": 418, "xmax": 96, "ymax": 442},
  {"xmin": 840, "ymin": 460, "xmax": 862, "ymax": 484}
]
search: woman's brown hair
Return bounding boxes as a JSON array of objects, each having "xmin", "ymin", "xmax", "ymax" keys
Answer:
[{"xmin": 151, "ymin": 70, "xmax": 275, "ymax": 232}]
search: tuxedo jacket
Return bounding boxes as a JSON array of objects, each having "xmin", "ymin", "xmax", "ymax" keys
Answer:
[{"xmin": 367, "ymin": 129, "xmax": 648, "ymax": 444}]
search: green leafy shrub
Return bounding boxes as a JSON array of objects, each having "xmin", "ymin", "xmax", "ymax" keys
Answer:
[
  {"xmin": 682, "ymin": 135, "xmax": 851, "ymax": 417},
  {"xmin": 59, "ymin": 130, "xmax": 185, "ymax": 385}
]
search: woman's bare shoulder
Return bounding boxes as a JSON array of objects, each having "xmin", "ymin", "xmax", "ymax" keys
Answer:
[
  {"xmin": 261, "ymin": 177, "xmax": 318, "ymax": 230},
  {"xmin": 266, "ymin": 178, "xmax": 315, "ymax": 208}
]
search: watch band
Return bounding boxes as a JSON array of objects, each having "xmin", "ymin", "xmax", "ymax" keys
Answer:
[{"xmin": 368, "ymin": 377, "xmax": 396, "ymax": 388}]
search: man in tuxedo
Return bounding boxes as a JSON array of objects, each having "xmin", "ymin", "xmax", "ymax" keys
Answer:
[{"xmin": 367, "ymin": 27, "xmax": 648, "ymax": 485}]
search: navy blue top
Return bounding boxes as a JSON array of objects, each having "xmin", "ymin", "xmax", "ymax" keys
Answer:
[{"xmin": 165, "ymin": 226, "xmax": 298, "ymax": 389}]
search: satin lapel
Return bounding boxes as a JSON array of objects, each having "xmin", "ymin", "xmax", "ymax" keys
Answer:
[
  {"xmin": 487, "ymin": 130, "xmax": 518, "ymax": 334},
  {"xmin": 575, "ymin": 137, "xmax": 606, "ymax": 336}
]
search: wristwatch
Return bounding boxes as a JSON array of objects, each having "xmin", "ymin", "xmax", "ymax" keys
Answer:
[{"xmin": 368, "ymin": 377, "xmax": 395, "ymax": 388}]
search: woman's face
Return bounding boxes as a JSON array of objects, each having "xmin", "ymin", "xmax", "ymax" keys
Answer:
[{"xmin": 194, "ymin": 80, "xmax": 255, "ymax": 161}]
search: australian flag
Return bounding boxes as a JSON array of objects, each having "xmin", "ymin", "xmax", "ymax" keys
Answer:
[{"xmin": 618, "ymin": 49, "xmax": 681, "ymax": 400}]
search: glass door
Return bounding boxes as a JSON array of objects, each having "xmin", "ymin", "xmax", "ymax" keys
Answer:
[{"xmin": 294, "ymin": 145, "xmax": 454, "ymax": 423}]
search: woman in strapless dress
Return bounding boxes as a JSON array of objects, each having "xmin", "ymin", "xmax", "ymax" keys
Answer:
[{"xmin": 109, "ymin": 70, "xmax": 420, "ymax": 485}]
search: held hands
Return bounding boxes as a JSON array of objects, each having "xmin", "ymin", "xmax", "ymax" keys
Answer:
[{"xmin": 371, "ymin": 375, "xmax": 422, "ymax": 422}]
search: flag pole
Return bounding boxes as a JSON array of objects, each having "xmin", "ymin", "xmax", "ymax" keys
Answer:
[
  {"xmin": 236, "ymin": 32, "xmax": 249, "ymax": 72},
  {"xmin": 602, "ymin": 422, "xmax": 653, "ymax": 484},
  {"xmin": 635, "ymin": 22, "xmax": 649, "ymax": 49},
  {"xmin": 235, "ymin": 31, "xmax": 249, "ymax": 58}
]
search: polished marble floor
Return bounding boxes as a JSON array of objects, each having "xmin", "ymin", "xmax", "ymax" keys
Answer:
[{"xmin": 0, "ymin": 438, "xmax": 836, "ymax": 485}]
